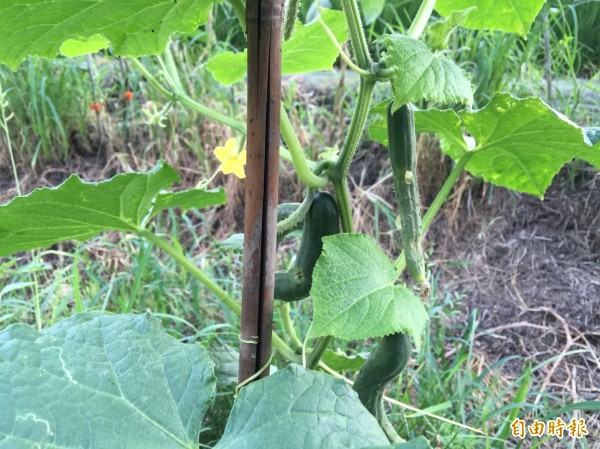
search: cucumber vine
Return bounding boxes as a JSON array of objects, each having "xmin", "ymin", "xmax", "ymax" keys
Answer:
[{"xmin": 0, "ymin": 0, "xmax": 596, "ymax": 447}]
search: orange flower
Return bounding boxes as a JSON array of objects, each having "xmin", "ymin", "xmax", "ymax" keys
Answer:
[
  {"xmin": 89, "ymin": 102, "xmax": 102, "ymax": 111},
  {"xmin": 124, "ymin": 91, "xmax": 134, "ymax": 101}
]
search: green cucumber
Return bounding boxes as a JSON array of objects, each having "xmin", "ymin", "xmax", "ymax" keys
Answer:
[
  {"xmin": 353, "ymin": 331, "xmax": 412, "ymax": 442},
  {"xmin": 274, "ymin": 192, "xmax": 339, "ymax": 302},
  {"xmin": 387, "ymin": 101, "xmax": 428, "ymax": 288}
]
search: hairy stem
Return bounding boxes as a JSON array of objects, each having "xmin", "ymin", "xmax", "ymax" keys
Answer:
[
  {"xmin": 163, "ymin": 47, "xmax": 184, "ymax": 92},
  {"xmin": 333, "ymin": 177, "xmax": 354, "ymax": 234},
  {"xmin": 334, "ymin": 78, "xmax": 376, "ymax": 179},
  {"xmin": 341, "ymin": 0, "xmax": 373, "ymax": 69},
  {"xmin": 277, "ymin": 190, "xmax": 314, "ymax": 235},
  {"xmin": 394, "ymin": 151, "xmax": 472, "ymax": 273},
  {"xmin": 283, "ymin": 0, "xmax": 302, "ymax": 40},
  {"xmin": 407, "ymin": 0, "xmax": 437, "ymax": 39}
]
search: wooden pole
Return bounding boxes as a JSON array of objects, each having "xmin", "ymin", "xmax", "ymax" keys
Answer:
[{"xmin": 239, "ymin": 0, "xmax": 283, "ymax": 383}]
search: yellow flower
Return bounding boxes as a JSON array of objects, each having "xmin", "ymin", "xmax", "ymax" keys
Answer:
[{"xmin": 214, "ymin": 137, "xmax": 247, "ymax": 179}]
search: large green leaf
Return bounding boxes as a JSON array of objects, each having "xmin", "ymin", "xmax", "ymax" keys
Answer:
[
  {"xmin": 369, "ymin": 94, "xmax": 600, "ymax": 198},
  {"xmin": 450, "ymin": 93, "xmax": 600, "ymax": 197},
  {"xmin": 0, "ymin": 0, "xmax": 214, "ymax": 69},
  {"xmin": 0, "ymin": 313, "xmax": 216, "ymax": 449},
  {"xmin": 206, "ymin": 8, "xmax": 347, "ymax": 85},
  {"xmin": 376, "ymin": 34, "xmax": 474, "ymax": 109},
  {"xmin": 309, "ymin": 234, "xmax": 428, "ymax": 348},
  {"xmin": 215, "ymin": 364, "xmax": 391, "ymax": 449},
  {"xmin": 435, "ymin": 0, "xmax": 545, "ymax": 36},
  {"xmin": 0, "ymin": 161, "xmax": 225, "ymax": 257}
]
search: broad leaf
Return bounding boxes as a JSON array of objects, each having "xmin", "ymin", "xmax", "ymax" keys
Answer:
[
  {"xmin": 309, "ymin": 234, "xmax": 428, "ymax": 348},
  {"xmin": 0, "ymin": 161, "xmax": 226, "ymax": 256},
  {"xmin": 207, "ymin": 9, "xmax": 347, "ymax": 85},
  {"xmin": 436, "ymin": 0, "xmax": 545, "ymax": 36},
  {"xmin": 0, "ymin": 0, "xmax": 214, "ymax": 69},
  {"xmin": 447, "ymin": 94, "xmax": 600, "ymax": 197},
  {"xmin": 376, "ymin": 34, "xmax": 474, "ymax": 109},
  {"xmin": 0, "ymin": 313, "xmax": 216, "ymax": 449},
  {"xmin": 370, "ymin": 94, "xmax": 600, "ymax": 198},
  {"xmin": 215, "ymin": 364, "xmax": 391, "ymax": 449}
]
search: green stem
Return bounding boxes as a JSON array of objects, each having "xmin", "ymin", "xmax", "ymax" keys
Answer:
[
  {"xmin": 130, "ymin": 57, "xmax": 247, "ymax": 134},
  {"xmin": 163, "ymin": 46, "xmax": 184, "ymax": 92},
  {"xmin": 341, "ymin": 0, "xmax": 373, "ymax": 69},
  {"xmin": 407, "ymin": 0, "xmax": 437, "ymax": 39},
  {"xmin": 141, "ymin": 229, "xmax": 242, "ymax": 315},
  {"xmin": 273, "ymin": 331, "xmax": 301, "ymax": 363},
  {"xmin": 317, "ymin": 15, "xmax": 371, "ymax": 77},
  {"xmin": 394, "ymin": 152, "xmax": 472, "ymax": 273},
  {"xmin": 277, "ymin": 190, "xmax": 314, "ymax": 234},
  {"xmin": 280, "ymin": 302, "xmax": 302, "ymax": 349},
  {"xmin": 178, "ymin": 92, "xmax": 246, "ymax": 134},
  {"xmin": 307, "ymin": 335, "xmax": 331, "ymax": 369},
  {"xmin": 280, "ymin": 107, "xmax": 329, "ymax": 188},
  {"xmin": 130, "ymin": 57, "xmax": 175, "ymax": 100},
  {"xmin": 140, "ymin": 229, "xmax": 300, "ymax": 362},
  {"xmin": 333, "ymin": 177, "xmax": 354, "ymax": 234},
  {"xmin": 334, "ymin": 79, "xmax": 376, "ymax": 179}
]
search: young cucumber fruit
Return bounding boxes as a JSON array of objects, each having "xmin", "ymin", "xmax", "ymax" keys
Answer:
[
  {"xmin": 353, "ymin": 331, "xmax": 412, "ymax": 441},
  {"xmin": 387, "ymin": 101, "xmax": 428, "ymax": 289},
  {"xmin": 274, "ymin": 192, "xmax": 339, "ymax": 302}
]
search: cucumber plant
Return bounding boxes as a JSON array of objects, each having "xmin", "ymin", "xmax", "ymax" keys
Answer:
[{"xmin": 0, "ymin": 0, "xmax": 598, "ymax": 448}]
